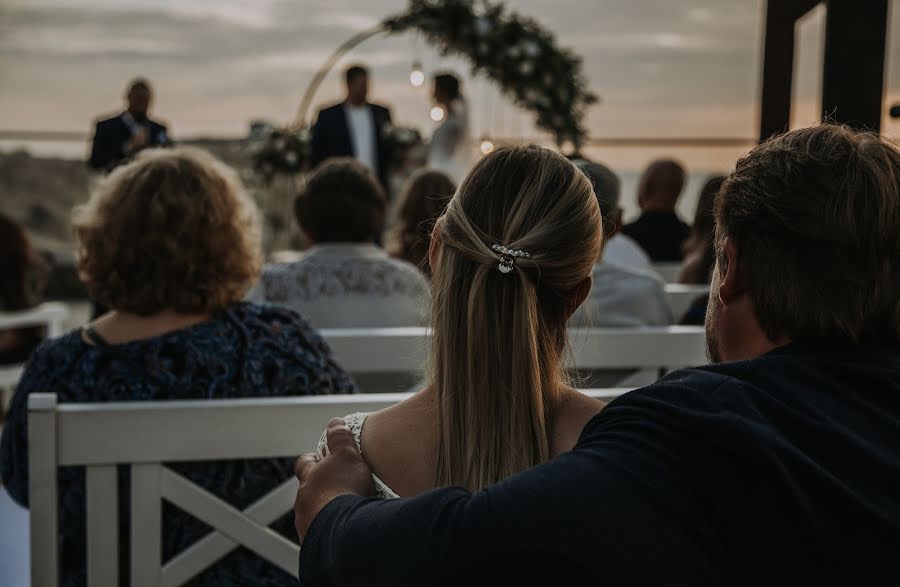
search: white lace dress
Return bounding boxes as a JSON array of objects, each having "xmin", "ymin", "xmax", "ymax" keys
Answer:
[
  {"xmin": 316, "ymin": 412, "xmax": 400, "ymax": 499},
  {"xmin": 427, "ymin": 99, "xmax": 471, "ymax": 184}
]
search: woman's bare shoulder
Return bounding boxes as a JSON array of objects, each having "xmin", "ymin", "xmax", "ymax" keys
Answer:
[{"xmin": 551, "ymin": 388, "xmax": 606, "ymax": 457}]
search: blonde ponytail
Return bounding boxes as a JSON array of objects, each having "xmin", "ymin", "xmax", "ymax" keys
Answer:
[{"xmin": 429, "ymin": 146, "xmax": 602, "ymax": 491}]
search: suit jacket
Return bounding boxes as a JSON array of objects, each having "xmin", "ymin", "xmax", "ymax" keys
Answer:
[
  {"xmin": 310, "ymin": 102, "xmax": 392, "ymax": 190},
  {"xmin": 88, "ymin": 113, "xmax": 171, "ymax": 172}
]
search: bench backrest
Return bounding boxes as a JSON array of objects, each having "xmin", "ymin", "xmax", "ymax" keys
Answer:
[
  {"xmin": 0, "ymin": 302, "xmax": 69, "ymax": 389},
  {"xmin": 27, "ymin": 389, "xmax": 627, "ymax": 586},
  {"xmin": 319, "ymin": 326, "xmax": 708, "ymax": 375},
  {"xmin": 653, "ymin": 262, "xmax": 683, "ymax": 283},
  {"xmin": 664, "ymin": 284, "xmax": 710, "ymax": 320}
]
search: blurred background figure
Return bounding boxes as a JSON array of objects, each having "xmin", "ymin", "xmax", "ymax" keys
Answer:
[
  {"xmin": 678, "ymin": 175, "xmax": 726, "ymax": 325},
  {"xmin": 388, "ymin": 168, "xmax": 456, "ymax": 277},
  {"xmin": 569, "ymin": 159, "xmax": 671, "ymax": 328},
  {"xmin": 622, "ymin": 159, "xmax": 690, "ymax": 262},
  {"xmin": 252, "ymin": 158, "xmax": 429, "ymax": 329},
  {"xmin": 0, "ymin": 213, "xmax": 48, "ymax": 366},
  {"xmin": 427, "ymin": 73, "xmax": 471, "ymax": 183},
  {"xmin": 88, "ymin": 78, "xmax": 171, "ymax": 172},
  {"xmin": 310, "ymin": 64, "xmax": 393, "ymax": 191},
  {"xmin": 1, "ymin": 147, "xmax": 355, "ymax": 586},
  {"xmin": 680, "ymin": 175, "xmax": 726, "ymax": 285}
]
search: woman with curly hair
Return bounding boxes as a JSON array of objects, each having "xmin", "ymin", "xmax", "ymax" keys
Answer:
[{"xmin": 0, "ymin": 147, "xmax": 355, "ymax": 586}]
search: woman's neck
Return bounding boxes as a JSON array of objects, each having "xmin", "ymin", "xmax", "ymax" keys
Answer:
[{"xmin": 87, "ymin": 309, "xmax": 211, "ymax": 345}]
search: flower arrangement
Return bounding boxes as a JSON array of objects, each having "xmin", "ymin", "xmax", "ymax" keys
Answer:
[
  {"xmin": 382, "ymin": 123, "xmax": 424, "ymax": 157},
  {"xmin": 384, "ymin": 0, "xmax": 598, "ymax": 147},
  {"xmin": 249, "ymin": 127, "xmax": 311, "ymax": 178}
]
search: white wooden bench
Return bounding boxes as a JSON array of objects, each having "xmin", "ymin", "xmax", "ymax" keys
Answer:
[
  {"xmin": 664, "ymin": 284, "xmax": 710, "ymax": 320},
  {"xmin": 652, "ymin": 262, "xmax": 683, "ymax": 283},
  {"xmin": 319, "ymin": 326, "xmax": 708, "ymax": 391},
  {"xmin": 0, "ymin": 302, "xmax": 69, "ymax": 390},
  {"xmin": 27, "ymin": 389, "xmax": 627, "ymax": 586}
]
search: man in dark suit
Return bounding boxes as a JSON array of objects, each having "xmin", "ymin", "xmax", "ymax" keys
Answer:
[
  {"xmin": 310, "ymin": 65, "xmax": 392, "ymax": 191},
  {"xmin": 622, "ymin": 158, "xmax": 691, "ymax": 262},
  {"xmin": 293, "ymin": 125, "xmax": 900, "ymax": 585},
  {"xmin": 88, "ymin": 78, "xmax": 171, "ymax": 172}
]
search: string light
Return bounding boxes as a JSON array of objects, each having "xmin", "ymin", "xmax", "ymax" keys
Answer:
[
  {"xmin": 480, "ymin": 140, "xmax": 495, "ymax": 155},
  {"xmin": 409, "ymin": 61, "xmax": 425, "ymax": 87},
  {"xmin": 430, "ymin": 107, "xmax": 445, "ymax": 122}
]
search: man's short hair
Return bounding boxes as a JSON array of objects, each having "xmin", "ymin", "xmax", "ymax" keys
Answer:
[
  {"xmin": 295, "ymin": 158, "xmax": 386, "ymax": 243},
  {"xmin": 434, "ymin": 73, "xmax": 461, "ymax": 101},
  {"xmin": 573, "ymin": 159, "xmax": 620, "ymax": 228},
  {"xmin": 715, "ymin": 124, "xmax": 900, "ymax": 344},
  {"xmin": 345, "ymin": 65, "xmax": 369, "ymax": 85},
  {"xmin": 127, "ymin": 77, "xmax": 151, "ymax": 93}
]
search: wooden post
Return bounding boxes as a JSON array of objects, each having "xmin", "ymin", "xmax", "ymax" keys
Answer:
[
  {"xmin": 821, "ymin": 0, "xmax": 889, "ymax": 132},
  {"xmin": 28, "ymin": 393, "xmax": 59, "ymax": 587}
]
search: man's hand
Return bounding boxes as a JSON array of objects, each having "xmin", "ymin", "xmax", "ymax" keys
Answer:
[{"xmin": 294, "ymin": 418, "xmax": 375, "ymax": 542}]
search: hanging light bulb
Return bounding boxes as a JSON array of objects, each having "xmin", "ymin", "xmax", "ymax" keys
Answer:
[
  {"xmin": 430, "ymin": 107, "xmax": 445, "ymax": 122},
  {"xmin": 480, "ymin": 139, "xmax": 495, "ymax": 155},
  {"xmin": 409, "ymin": 61, "xmax": 425, "ymax": 87}
]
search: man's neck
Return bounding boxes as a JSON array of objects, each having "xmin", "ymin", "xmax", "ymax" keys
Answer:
[{"xmin": 345, "ymin": 99, "xmax": 367, "ymax": 108}]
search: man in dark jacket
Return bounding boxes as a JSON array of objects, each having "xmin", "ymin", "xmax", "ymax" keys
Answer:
[
  {"xmin": 88, "ymin": 78, "xmax": 171, "ymax": 172},
  {"xmin": 293, "ymin": 124, "xmax": 900, "ymax": 586},
  {"xmin": 310, "ymin": 65, "xmax": 392, "ymax": 192}
]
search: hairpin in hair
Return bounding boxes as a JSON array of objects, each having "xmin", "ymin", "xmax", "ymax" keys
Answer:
[{"xmin": 491, "ymin": 244, "xmax": 532, "ymax": 274}]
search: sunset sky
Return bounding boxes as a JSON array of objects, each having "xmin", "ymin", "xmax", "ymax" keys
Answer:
[{"xmin": 1, "ymin": 0, "xmax": 898, "ymax": 140}]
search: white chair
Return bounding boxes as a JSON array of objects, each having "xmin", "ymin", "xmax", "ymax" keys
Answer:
[
  {"xmin": 664, "ymin": 284, "xmax": 710, "ymax": 320},
  {"xmin": 652, "ymin": 262, "xmax": 683, "ymax": 283},
  {"xmin": 27, "ymin": 389, "xmax": 626, "ymax": 586},
  {"xmin": 319, "ymin": 326, "xmax": 708, "ymax": 391},
  {"xmin": 0, "ymin": 302, "xmax": 69, "ymax": 390}
]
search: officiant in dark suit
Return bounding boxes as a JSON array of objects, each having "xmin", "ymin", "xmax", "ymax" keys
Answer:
[
  {"xmin": 88, "ymin": 78, "xmax": 172, "ymax": 173},
  {"xmin": 310, "ymin": 65, "xmax": 392, "ymax": 191}
]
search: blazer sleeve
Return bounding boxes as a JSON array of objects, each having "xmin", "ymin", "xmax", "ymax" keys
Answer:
[{"xmin": 88, "ymin": 121, "xmax": 119, "ymax": 170}]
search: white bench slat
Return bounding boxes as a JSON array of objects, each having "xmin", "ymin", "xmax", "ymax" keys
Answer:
[
  {"xmin": 0, "ymin": 301, "xmax": 69, "ymax": 336},
  {"xmin": 161, "ymin": 468, "xmax": 299, "ymax": 577},
  {"xmin": 664, "ymin": 284, "xmax": 710, "ymax": 319},
  {"xmin": 27, "ymin": 393, "xmax": 59, "ymax": 587},
  {"xmin": 131, "ymin": 464, "xmax": 162, "ymax": 587},
  {"xmin": 86, "ymin": 465, "xmax": 118, "ymax": 586},
  {"xmin": 162, "ymin": 478, "xmax": 298, "ymax": 587},
  {"xmin": 320, "ymin": 326, "xmax": 707, "ymax": 374}
]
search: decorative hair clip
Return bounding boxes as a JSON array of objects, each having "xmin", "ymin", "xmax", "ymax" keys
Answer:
[{"xmin": 491, "ymin": 244, "xmax": 532, "ymax": 274}]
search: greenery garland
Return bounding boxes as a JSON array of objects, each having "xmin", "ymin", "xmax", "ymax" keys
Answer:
[{"xmin": 384, "ymin": 0, "xmax": 598, "ymax": 146}]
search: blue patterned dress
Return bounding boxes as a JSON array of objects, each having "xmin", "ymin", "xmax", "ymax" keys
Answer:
[{"xmin": 0, "ymin": 302, "xmax": 355, "ymax": 586}]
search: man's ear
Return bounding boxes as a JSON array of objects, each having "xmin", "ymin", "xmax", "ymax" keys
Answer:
[
  {"xmin": 566, "ymin": 276, "xmax": 592, "ymax": 318},
  {"xmin": 428, "ymin": 220, "xmax": 443, "ymax": 272},
  {"xmin": 718, "ymin": 238, "xmax": 744, "ymax": 305}
]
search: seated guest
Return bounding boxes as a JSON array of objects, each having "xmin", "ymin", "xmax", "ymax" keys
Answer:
[
  {"xmin": 294, "ymin": 125, "xmax": 900, "ymax": 585},
  {"xmin": 387, "ymin": 168, "xmax": 456, "ymax": 277},
  {"xmin": 569, "ymin": 159, "xmax": 672, "ymax": 327},
  {"xmin": 252, "ymin": 158, "xmax": 429, "ymax": 328},
  {"xmin": 316, "ymin": 146, "xmax": 605, "ymax": 498},
  {"xmin": 621, "ymin": 158, "xmax": 690, "ymax": 262},
  {"xmin": 0, "ymin": 213, "xmax": 48, "ymax": 365},
  {"xmin": 602, "ymin": 231, "xmax": 653, "ymax": 272},
  {"xmin": 0, "ymin": 148, "xmax": 354, "ymax": 586},
  {"xmin": 679, "ymin": 175, "xmax": 725, "ymax": 325}
]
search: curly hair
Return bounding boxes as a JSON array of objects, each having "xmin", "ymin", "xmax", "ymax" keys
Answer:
[{"xmin": 73, "ymin": 147, "xmax": 262, "ymax": 316}]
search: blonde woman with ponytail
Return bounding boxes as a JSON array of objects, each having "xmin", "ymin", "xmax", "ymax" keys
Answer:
[{"xmin": 317, "ymin": 145, "xmax": 605, "ymax": 497}]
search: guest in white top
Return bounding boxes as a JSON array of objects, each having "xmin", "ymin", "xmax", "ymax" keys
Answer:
[
  {"xmin": 569, "ymin": 159, "xmax": 673, "ymax": 327},
  {"xmin": 251, "ymin": 158, "xmax": 429, "ymax": 329},
  {"xmin": 603, "ymin": 233, "xmax": 653, "ymax": 272}
]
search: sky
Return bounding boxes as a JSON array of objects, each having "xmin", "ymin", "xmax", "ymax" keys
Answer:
[{"xmin": 0, "ymin": 0, "xmax": 898, "ymax": 140}]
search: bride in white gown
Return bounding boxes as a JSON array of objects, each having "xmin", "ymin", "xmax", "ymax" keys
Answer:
[{"xmin": 426, "ymin": 73, "xmax": 471, "ymax": 183}]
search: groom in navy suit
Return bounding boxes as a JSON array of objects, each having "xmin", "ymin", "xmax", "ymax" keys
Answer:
[
  {"xmin": 310, "ymin": 65, "xmax": 392, "ymax": 192},
  {"xmin": 89, "ymin": 78, "xmax": 171, "ymax": 173}
]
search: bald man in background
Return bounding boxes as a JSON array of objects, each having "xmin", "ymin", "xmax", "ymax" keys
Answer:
[{"xmin": 622, "ymin": 159, "xmax": 690, "ymax": 262}]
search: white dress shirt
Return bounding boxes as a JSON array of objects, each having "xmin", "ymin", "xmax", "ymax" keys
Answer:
[
  {"xmin": 603, "ymin": 233, "xmax": 654, "ymax": 272},
  {"xmin": 569, "ymin": 261, "xmax": 672, "ymax": 328},
  {"xmin": 344, "ymin": 104, "xmax": 378, "ymax": 173}
]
